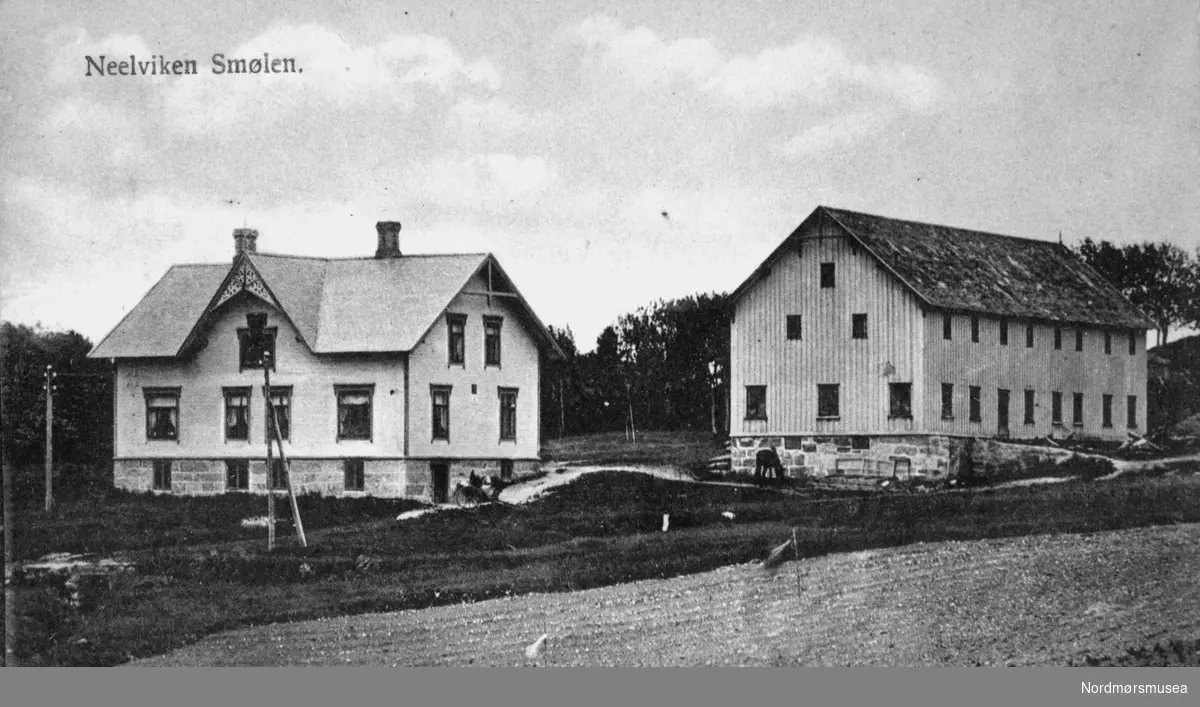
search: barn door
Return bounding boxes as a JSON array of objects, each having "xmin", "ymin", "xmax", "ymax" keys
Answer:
[
  {"xmin": 997, "ymin": 389, "xmax": 1010, "ymax": 438},
  {"xmin": 431, "ymin": 462, "xmax": 449, "ymax": 504}
]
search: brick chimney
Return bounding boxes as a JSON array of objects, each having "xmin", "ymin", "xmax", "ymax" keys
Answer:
[
  {"xmin": 233, "ymin": 228, "xmax": 259, "ymax": 258},
  {"xmin": 375, "ymin": 221, "xmax": 402, "ymax": 259}
]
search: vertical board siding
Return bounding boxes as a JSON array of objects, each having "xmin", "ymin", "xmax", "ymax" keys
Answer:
[
  {"xmin": 922, "ymin": 315, "xmax": 1147, "ymax": 441},
  {"xmin": 731, "ymin": 222, "xmax": 925, "ymax": 435}
]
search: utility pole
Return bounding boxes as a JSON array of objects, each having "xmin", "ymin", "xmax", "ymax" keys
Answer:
[
  {"xmin": 44, "ymin": 365, "xmax": 54, "ymax": 512},
  {"xmin": 3, "ymin": 439, "xmax": 19, "ymax": 665}
]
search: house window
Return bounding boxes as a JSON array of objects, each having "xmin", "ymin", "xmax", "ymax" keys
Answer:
[
  {"xmin": 851, "ymin": 313, "xmax": 868, "ymax": 339},
  {"xmin": 1129, "ymin": 331, "xmax": 1136, "ymax": 355},
  {"xmin": 1127, "ymin": 396, "xmax": 1137, "ymax": 429},
  {"xmin": 1052, "ymin": 391, "xmax": 1063, "ymax": 425},
  {"xmin": 447, "ymin": 313, "xmax": 466, "ymax": 365},
  {"xmin": 1102, "ymin": 394, "xmax": 1113, "ymax": 428},
  {"xmin": 888, "ymin": 383, "xmax": 912, "ymax": 419},
  {"xmin": 344, "ymin": 459, "xmax": 365, "ymax": 491},
  {"xmin": 1104, "ymin": 332, "xmax": 1112, "ymax": 355},
  {"xmin": 941, "ymin": 383, "xmax": 954, "ymax": 420},
  {"xmin": 225, "ymin": 460, "xmax": 249, "ymax": 490},
  {"xmin": 269, "ymin": 459, "xmax": 288, "ymax": 490},
  {"xmin": 1072, "ymin": 393, "xmax": 1084, "ymax": 427},
  {"xmin": 1075, "ymin": 329, "xmax": 1084, "ymax": 351},
  {"xmin": 432, "ymin": 385, "xmax": 452, "ymax": 440},
  {"xmin": 484, "ymin": 316, "xmax": 503, "ymax": 367},
  {"xmin": 817, "ymin": 384, "xmax": 840, "ymax": 419},
  {"xmin": 237, "ymin": 327, "xmax": 277, "ymax": 370},
  {"xmin": 335, "ymin": 385, "xmax": 374, "ymax": 441},
  {"xmin": 152, "ymin": 460, "xmax": 172, "ymax": 490},
  {"xmin": 968, "ymin": 386, "xmax": 981, "ymax": 422},
  {"xmin": 499, "ymin": 387, "xmax": 518, "ymax": 441},
  {"xmin": 943, "ymin": 314, "xmax": 952, "ymax": 340},
  {"xmin": 224, "ymin": 387, "xmax": 251, "ymax": 441},
  {"xmin": 144, "ymin": 388, "xmax": 180, "ymax": 441},
  {"xmin": 500, "ymin": 459, "xmax": 514, "ymax": 480},
  {"xmin": 971, "ymin": 316, "xmax": 979, "ymax": 343},
  {"xmin": 1054, "ymin": 328, "xmax": 1062, "ymax": 350},
  {"xmin": 1025, "ymin": 323, "xmax": 1034, "ymax": 348},
  {"xmin": 265, "ymin": 387, "xmax": 291, "ymax": 441},
  {"xmin": 745, "ymin": 386, "xmax": 767, "ymax": 420},
  {"xmin": 1024, "ymin": 390, "xmax": 1035, "ymax": 425},
  {"xmin": 786, "ymin": 315, "xmax": 802, "ymax": 340},
  {"xmin": 1000, "ymin": 319, "xmax": 1008, "ymax": 345},
  {"xmin": 820, "ymin": 262, "xmax": 835, "ymax": 288}
]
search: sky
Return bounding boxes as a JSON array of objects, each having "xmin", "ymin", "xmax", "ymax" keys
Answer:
[{"xmin": 1, "ymin": 0, "xmax": 1198, "ymax": 352}]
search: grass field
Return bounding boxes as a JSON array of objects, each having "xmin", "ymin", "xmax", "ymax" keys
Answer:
[
  {"xmin": 541, "ymin": 430, "xmax": 724, "ymax": 470},
  {"xmin": 5, "ymin": 453, "xmax": 1200, "ymax": 666}
]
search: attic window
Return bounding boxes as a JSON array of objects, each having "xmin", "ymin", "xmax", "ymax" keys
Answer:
[
  {"xmin": 484, "ymin": 316, "xmax": 503, "ymax": 367},
  {"xmin": 1104, "ymin": 332, "xmax": 1112, "ymax": 355},
  {"xmin": 820, "ymin": 262, "xmax": 835, "ymax": 288},
  {"xmin": 1054, "ymin": 328, "xmax": 1062, "ymax": 350},
  {"xmin": 1025, "ymin": 324, "xmax": 1034, "ymax": 348},
  {"xmin": 238, "ymin": 327, "xmax": 277, "ymax": 371},
  {"xmin": 943, "ymin": 314, "xmax": 952, "ymax": 340},
  {"xmin": 1129, "ymin": 331, "xmax": 1136, "ymax": 356},
  {"xmin": 447, "ymin": 314, "xmax": 466, "ymax": 366},
  {"xmin": 971, "ymin": 316, "xmax": 979, "ymax": 343},
  {"xmin": 999, "ymin": 319, "xmax": 1009, "ymax": 346},
  {"xmin": 1075, "ymin": 329, "xmax": 1084, "ymax": 351}
]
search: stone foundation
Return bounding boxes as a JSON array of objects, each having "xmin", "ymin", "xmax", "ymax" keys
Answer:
[
  {"xmin": 113, "ymin": 457, "xmax": 541, "ymax": 499},
  {"xmin": 729, "ymin": 435, "xmax": 968, "ymax": 481}
]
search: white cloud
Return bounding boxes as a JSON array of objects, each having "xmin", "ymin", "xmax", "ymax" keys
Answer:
[
  {"xmin": 569, "ymin": 16, "xmax": 721, "ymax": 88},
  {"xmin": 448, "ymin": 97, "xmax": 532, "ymax": 136},
  {"xmin": 779, "ymin": 110, "xmax": 893, "ymax": 158},
  {"xmin": 404, "ymin": 154, "xmax": 558, "ymax": 211}
]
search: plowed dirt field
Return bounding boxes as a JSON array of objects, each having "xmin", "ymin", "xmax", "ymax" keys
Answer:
[{"xmin": 135, "ymin": 522, "xmax": 1200, "ymax": 666}]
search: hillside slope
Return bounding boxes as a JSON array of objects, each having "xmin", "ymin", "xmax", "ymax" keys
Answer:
[{"xmin": 1149, "ymin": 334, "xmax": 1200, "ymax": 434}]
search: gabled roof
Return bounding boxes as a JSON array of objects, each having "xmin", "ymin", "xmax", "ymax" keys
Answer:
[
  {"xmin": 89, "ymin": 251, "xmax": 564, "ymax": 359},
  {"xmin": 730, "ymin": 206, "xmax": 1154, "ymax": 330}
]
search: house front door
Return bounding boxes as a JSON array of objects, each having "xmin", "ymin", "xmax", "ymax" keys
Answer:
[
  {"xmin": 431, "ymin": 461, "xmax": 449, "ymax": 504},
  {"xmin": 997, "ymin": 388, "xmax": 1010, "ymax": 438}
]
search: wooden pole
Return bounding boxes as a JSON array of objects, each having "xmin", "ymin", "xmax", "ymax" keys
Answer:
[
  {"xmin": 3, "ymin": 440, "xmax": 19, "ymax": 665},
  {"xmin": 44, "ymin": 366, "xmax": 53, "ymax": 513},
  {"xmin": 264, "ymin": 366, "xmax": 305, "ymax": 548},
  {"xmin": 792, "ymin": 527, "xmax": 802, "ymax": 602},
  {"xmin": 266, "ymin": 428, "xmax": 275, "ymax": 552}
]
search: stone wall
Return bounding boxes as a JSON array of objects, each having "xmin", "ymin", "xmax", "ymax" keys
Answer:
[{"xmin": 729, "ymin": 435, "xmax": 966, "ymax": 480}]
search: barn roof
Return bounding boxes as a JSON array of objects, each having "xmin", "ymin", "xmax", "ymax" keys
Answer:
[
  {"xmin": 89, "ymin": 250, "xmax": 564, "ymax": 359},
  {"xmin": 731, "ymin": 206, "xmax": 1153, "ymax": 330}
]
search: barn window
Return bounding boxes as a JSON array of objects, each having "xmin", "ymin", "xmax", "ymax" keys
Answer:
[
  {"xmin": 968, "ymin": 386, "xmax": 981, "ymax": 422},
  {"xmin": 152, "ymin": 460, "xmax": 172, "ymax": 491},
  {"xmin": 1102, "ymin": 394, "xmax": 1113, "ymax": 428},
  {"xmin": 888, "ymin": 383, "xmax": 912, "ymax": 419},
  {"xmin": 265, "ymin": 387, "xmax": 291, "ymax": 441},
  {"xmin": 1104, "ymin": 332, "xmax": 1112, "ymax": 355},
  {"xmin": 745, "ymin": 386, "xmax": 767, "ymax": 420},
  {"xmin": 447, "ymin": 313, "xmax": 466, "ymax": 365},
  {"xmin": 1054, "ymin": 328, "xmax": 1062, "ymax": 350},
  {"xmin": 852, "ymin": 313, "xmax": 868, "ymax": 339},
  {"xmin": 224, "ymin": 387, "xmax": 251, "ymax": 441},
  {"xmin": 499, "ymin": 387, "xmax": 518, "ymax": 441},
  {"xmin": 851, "ymin": 436, "xmax": 870, "ymax": 450},
  {"xmin": 1000, "ymin": 319, "xmax": 1008, "ymax": 345},
  {"xmin": 941, "ymin": 383, "xmax": 954, "ymax": 420},
  {"xmin": 1072, "ymin": 393, "xmax": 1084, "ymax": 427},
  {"xmin": 1052, "ymin": 391, "xmax": 1063, "ymax": 425},
  {"xmin": 225, "ymin": 460, "xmax": 249, "ymax": 490},
  {"xmin": 336, "ymin": 385, "xmax": 374, "ymax": 441},
  {"xmin": 1025, "ymin": 323, "xmax": 1034, "ymax": 348},
  {"xmin": 270, "ymin": 459, "xmax": 289, "ymax": 490},
  {"xmin": 145, "ymin": 388, "xmax": 180, "ymax": 441},
  {"xmin": 971, "ymin": 316, "xmax": 979, "ymax": 343},
  {"xmin": 820, "ymin": 262, "xmax": 836, "ymax": 288},
  {"xmin": 786, "ymin": 315, "xmax": 802, "ymax": 340},
  {"xmin": 484, "ymin": 316, "xmax": 503, "ymax": 367},
  {"xmin": 1128, "ymin": 331, "xmax": 1136, "ymax": 356},
  {"xmin": 1075, "ymin": 329, "xmax": 1084, "ymax": 351},
  {"xmin": 432, "ymin": 385, "xmax": 452, "ymax": 440},
  {"xmin": 1127, "ymin": 396, "xmax": 1137, "ymax": 429},
  {"xmin": 238, "ymin": 326, "xmax": 277, "ymax": 371},
  {"xmin": 1024, "ymin": 390, "xmax": 1035, "ymax": 425},
  {"xmin": 817, "ymin": 384, "xmax": 839, "ymax": 419},
  {"xmin": 943, "ymin": 314, "xmax": 952, "ymax": 340},
  {"xmin": 344, "ymin": 459, "xmax": 365, "ymax": 491}
]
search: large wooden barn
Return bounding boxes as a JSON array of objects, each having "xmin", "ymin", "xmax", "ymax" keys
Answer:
[
  {"xmin": 89, "ymin": 222, "xmax": 562, "ymax": 500},
  {"xmin": 727, "ymin": 206, "xmax": 1153, "ymax": 480}
]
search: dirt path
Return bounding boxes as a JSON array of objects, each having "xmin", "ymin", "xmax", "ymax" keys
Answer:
[{"xmin": 134, "ymin": 522, "xmax": 1200, "ymax": 667}]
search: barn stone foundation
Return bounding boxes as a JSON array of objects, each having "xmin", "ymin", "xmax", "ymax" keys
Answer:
[
  {"xmin": 113, "ymin": 458, "xmax": 541, "ymax": 500},
  {"xmin": 728, "ymin": 435, "xmax": 972, "ymax": 481}
]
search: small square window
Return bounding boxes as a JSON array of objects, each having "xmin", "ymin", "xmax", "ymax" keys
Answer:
[
  {"xmin": 432, "ymin": 385, "xmax": 452, "ymax": 440},
  {"xmin": 745, "ymin": 386, "xmax": 767, "ymax": 420},
  {"xmin": 971, "ymin": 316, "xmax": 979, "ymax": 343},
  {"xmin": 224, "ymin": 387, "xmax": 251, "ymax": 441},
  {"xmin": 820, "ymin": 262, "xmax": 835, "ymax": 288},
  {"xmin": 888, "ymin": 383, "xmax": 912, "ymax": 419},
  {"xmin": 968, "ymin": 386, "xmax": 982, "ymax": 422},
  {"xmin": 500, "ymin": 459, "xmax": 514, "ymax": 480},
  {"xmin": 852, "ymin": 313, "xmax": 868, "ymax": 339},
  {"xmin": 238, "ymin": 327, "xmax": 277, "ymax": 371},
  {"xmin": 344, "ymin": 459, "xmax": 365, "ymax": 491},
  {"xmin": 484, "ymin": 316, "xmax": 503, "ymax": 367},
  {"xmin": 336, "ymin": 385, "xmax": 374, "ymax": 441},
  {"xmin": 786, "ymin": 315, "xmax": 802, "ymax": 340},
  {"xmin": 152, "ymin": 460, "xmax": 172, "ymax": 490},
  {"xmin": 226, "ymin": 459, "xmax": 249, "ymax": 490},
  {"xmin": 851, "ymin": 436, "xmax": 870, "ymax": 450},
  {"xmin": 817, "ymin": 384, "xmax": 839, "ymax": 419},
  {"xmin": 447, "ymin": 313, "xmax": 466, "ymax": 365},
  {"xmin": 941, "ymin": 383, "xmax": 954, "ymax": 420}
]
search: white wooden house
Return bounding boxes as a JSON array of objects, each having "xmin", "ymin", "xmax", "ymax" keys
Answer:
[
  {"xmin": 89, "ymin": 222, "xmax": 562, "ymax": 501},
  {"xmin": 727, "ymin": 206, "xmax": 1152, "ymax": 479}
]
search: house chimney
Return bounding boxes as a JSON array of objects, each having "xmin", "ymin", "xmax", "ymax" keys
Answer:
[
  {"xmin": 375, "ymin": 221, "xmax": 402, "ymax": 258},
  {"xmin": 233, "ymin": 228, "xmax": 259, "ymax": 258}
]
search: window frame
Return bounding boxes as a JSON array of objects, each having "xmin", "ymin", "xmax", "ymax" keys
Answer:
[
  {"xmin": 144, "ymin": 387, "xmax": 181, "ymax": 441},
  {"xmin": 817, "ymin": 384, "xmax": 840, "ymax": 420},
  {"xmin": 1023, "ymin": 389, "xmax": 1035, "ymax": 425},
  {"xmin": 1025, "ymin": 323, "xmax": 1034, "ymax": 348},
  {"xmin": 971, "ymin": 316, "xmax": 979, "ymax": 343},
  {"xmin": 225, "ymin": 459, "xmax": 249, "ymax": 491},
  {"xmin": 1102, "ymin": 393, "xmax": 1113, "ymax": 428},
  {"xmin": 851, "ymin": 313, "xmax": 868, "ymax": 340},
  {"xmin": 943, "ymin": 313, "xmax": 952, "ymax": 340},
  {"xmin": 745, "ymin": 385, "xmax": 767, "ymax": 421},
  {"xmin": 819, "ymin": 262, "xmax": 836, "ymax": 288},
  {"xmin": 335, "ymin": 384, "xmax": 375, "ymax": 442},
  {"xmin": 223, "ymin": 386, "xmax": 251, "ymax": 442},
  {"xmin": 1104, "ymin": 331, "xmax": 1112, "ymax": 355},
  {"xmin": 483, "ymin": 315, "xmax": 503, "ymax": 367},
  {"xmin": 431, "ymin": 384, "xmax": 453, "ymax": 441},
  {"xmin": 446, "ymin": 313, "xmax": 467, "ymax": 366},
  {"xmin": 1075, "ymin": 328, "xmax": 1084, "ymax": 352},
  {"xmin": 344, "ymin": 459, "xmax": 365, "ymax": 492},
  {"xmin": 1127, "ymin": 395, "xmax": 1137, "ymax": 429},
  {"xmin": 1072, "ymin": 392, "xmax": 1084, "ymax": 428},
  {"xmin": 264, "ymin": 386, "xmax": 292, "ymax": 442},
  {"xmin": 152, "ymin": 460, "xmax": 172, "ymax": 491},
  {"xmin": 1054, "ymin": 328, "xmax": 1062, "ymax": 350},
  {"xmin": 499, "ymin": 387, "xmax": 518, "ymax": 441},
  {"xmin": 941, "ymin": 382, "xmax": 954, "ymax": 420},
  {"xmin": 237, "ymin": 326, "xmax": 277, "ymax": 371},
  {"xmin": 786, "ymin": 314, "xmax": 802, "ymax": 341},
  {"xmin": 888, "ymin": 382, "xmax": 913, "ymax": 420},
  {"xmin": 968, "ymin": 385, "xmax": 982, "ymax": 423},
  {"xmin": 1052, "ymin": 391, "xmax": 1063, "ymax": 426},
  {"xmin": 999, "ymin": 318, "xmax": 1008, "ymax": 346}
]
